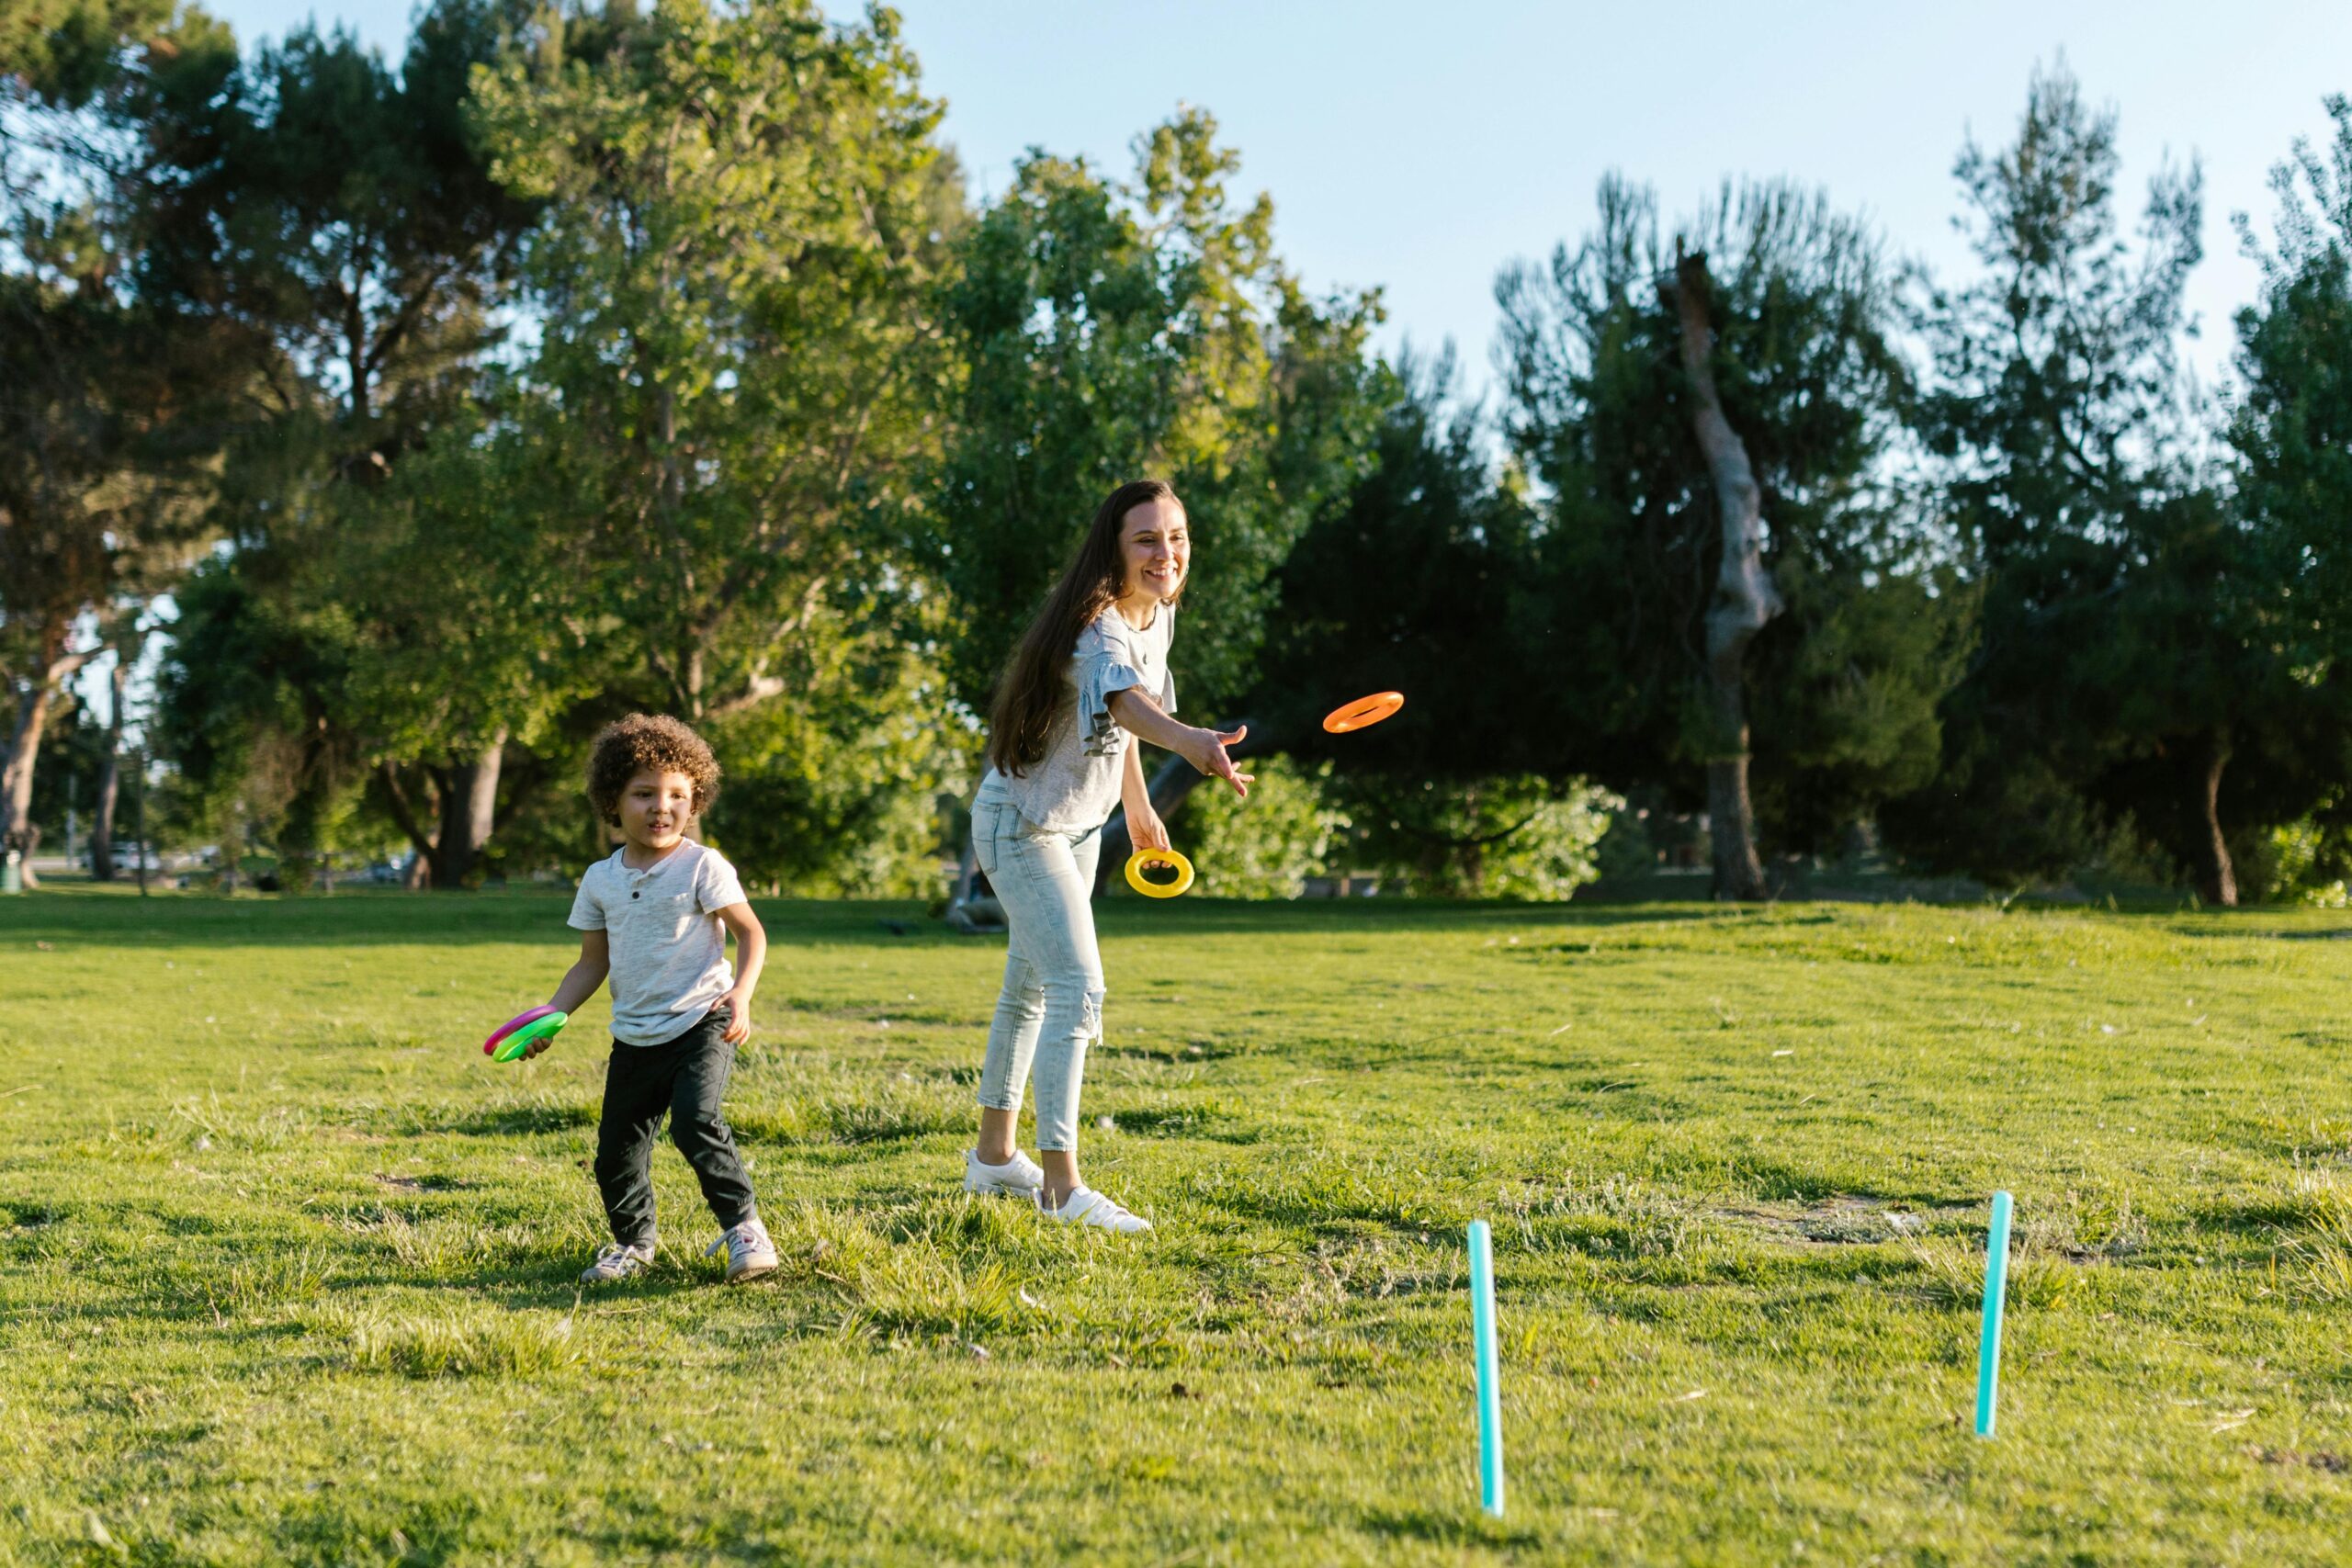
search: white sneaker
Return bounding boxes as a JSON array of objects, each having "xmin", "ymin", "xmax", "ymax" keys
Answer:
[
  {"xmin": 707, "ymin": 1216, "xmax": 777, "ymax": 1283},
  {"xmin": 964, "ymin": 1147, "xmax": 1046, "ymax": 1198},
  {"xmin": 1039, "ymin": 1186, "xmax": 1152, "ymax": 1235},
  {"xmin": 580, "ymin": 1238, "xmax": 656, "ymax": 1283}
]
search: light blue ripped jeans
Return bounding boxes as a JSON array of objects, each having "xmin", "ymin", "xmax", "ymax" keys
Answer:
[{"xmin": 971, "ymin": 794, "xmax": 1104, "ymax": 1153}]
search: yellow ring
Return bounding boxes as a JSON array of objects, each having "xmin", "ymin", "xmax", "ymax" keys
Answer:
[{"xmin": 1124, "ymin": 849, "xmax": 1195, "ymax": 899}]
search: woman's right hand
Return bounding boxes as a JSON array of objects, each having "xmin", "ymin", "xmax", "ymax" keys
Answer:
[{"xmin": 1176, "ymin": 724, "xmax": 1254, "ymax": 796}]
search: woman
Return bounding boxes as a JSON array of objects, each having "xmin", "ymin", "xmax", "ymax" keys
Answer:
[{"xmin": 962, "ymin": 479, "xmax": 1251, "ymax": 1233}]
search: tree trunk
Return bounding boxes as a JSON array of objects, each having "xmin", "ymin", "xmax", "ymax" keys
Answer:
[
  {"xmin": 1, "ymin": 655, "xmax": 67, "ymax": 891},
  {"xmin": 1667, "ymin": 251, "xmax": 1781, "ymax": 902},
  {"xmin": 2193, "ymin": 731, "xmax": 2237, "ymax": 908},
  {"xmin": 379, "ymin": 761, "xmax": 439, "ymax": 887},
  {"xmin": 432, "ymin": 732, "xmax": 507, "ymax": 888},
  {"xmin": 3, "ymin": 684, "xmax": 48, "ymax": 864},
  {"xmin": 91, "ymin": 650, "xmax": 128, "ymax": 882},
  {"xmin": 131, "ymin": 748, "xmax": 149, "ymax": 897},
  {"xmin": 218, "ymin": 807, "xmax": 242, "ymax": 894}
]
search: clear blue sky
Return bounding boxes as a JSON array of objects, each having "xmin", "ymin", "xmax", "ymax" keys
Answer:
[{"xmin": 207, "ymin": 0, "xmax": 2352, "ymax": 395}]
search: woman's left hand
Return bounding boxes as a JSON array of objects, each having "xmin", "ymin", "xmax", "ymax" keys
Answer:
[{"xmin": 1129, "ymin": 803, "xmax": 1171, "ymax": 853}]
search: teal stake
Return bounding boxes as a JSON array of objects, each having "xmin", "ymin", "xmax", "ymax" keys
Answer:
[
  {"xmin": 1974, "ymin": 1190, "xmax": 2014, "ymax": 1438},
  {"xmin": 1468, "ymin": 1220, "xmax": 1505, "ymax": 1515}
]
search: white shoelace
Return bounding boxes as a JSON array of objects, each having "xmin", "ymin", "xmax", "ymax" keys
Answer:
[{"xmin": 708, "ymin": 1224, "xmax": 769, "ymax": 1264}]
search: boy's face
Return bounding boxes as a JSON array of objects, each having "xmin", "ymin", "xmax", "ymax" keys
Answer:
[{"xmin": 618, "ymin": 768, "xmax": 697, "ymax": 852}]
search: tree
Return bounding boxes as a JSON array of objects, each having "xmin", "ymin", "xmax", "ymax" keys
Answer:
[
  {"xmin": 64, "ymin": 610, "xmax": 143, "ymax": 880},
  {"xmin": 1255, "ymin": 349, "xmax": 1532, "ymax": 778},
  {"xmin": 931, "ymin": 108, "xmax": 1384, "ymax": 725},
  {"xmin": 454, "ymin": 0, "xmax": 970, "ymax": 886},
  {"xmin": 1, "ymin": 0, "xmax": 180, "ymax": 107},
  {"xmin": 333, "ymin": 395, "xmax": 603, "ymax": 886},
  {"xmin": 1663, "ymin": 247, "xmax": 1780, "ymax": 898},
  {"xmin": 1, "ymin": 2, "xmax": 226, "ymax": 877},
  {"xmin": 1497, "ymin": 176, "xmax": 1959, "ymax": 897},
  {"xmin": 1886, "ymin": 61, "xmax": 2314, "ymax": 904},
  {"xmin": 142, "ymin": 1, "xmax": 546, "ymax": 886},
  {"xmin": 472, "ymin": 0, "xmax": 961, "ymax": 724},
  {"xmin": 2226, "ymin": 94, "xmax": 2352, "ymax": 889},
  {"xmin": 135, "ymin": 0, "xmax": 536, "ymax": 469},
  {"xmin": 1250, "ymin": 350, "xmax": 1619, "ymax": 896}
]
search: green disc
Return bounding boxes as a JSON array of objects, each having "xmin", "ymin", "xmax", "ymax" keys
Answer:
[{"xmin": 492, "ymin": 1010, "xmax": 568, "ymax": 1063}]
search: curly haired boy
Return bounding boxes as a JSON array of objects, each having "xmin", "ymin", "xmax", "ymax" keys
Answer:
[{"xmin": 534, "ymin": 714, "xmax": 776, "ymax": 1284}]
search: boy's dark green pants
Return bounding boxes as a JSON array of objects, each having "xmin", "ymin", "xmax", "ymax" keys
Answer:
[{"xmin": 594, "ymin": 1005, "xmax": 756, "ymax": 1243}]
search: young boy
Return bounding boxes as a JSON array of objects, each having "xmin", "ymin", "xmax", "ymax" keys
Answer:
[{"xmin": 531, "ymin": 713, "xmax": 778, "ymax": 1284}]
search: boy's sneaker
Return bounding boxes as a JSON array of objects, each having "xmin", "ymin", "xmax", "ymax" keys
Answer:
[
  {"xmin": 964, "ymin": 1147, "xmax": 1046, "ymax": 1198},
  {"xmin": 580, "ymin": 1238, "xmax": 656, "ymax": 1283},
  {"xmin": 1039, "ymin": 1186, "xmax": 1152, "ymax": 1235},
  {"xmin": 707, "ymin": 1216, "xmax": 777, "ymax": 1283}
]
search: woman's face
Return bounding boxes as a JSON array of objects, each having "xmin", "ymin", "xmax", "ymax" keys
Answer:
[{"xmin": 1118, "ymin": 497, "xmax": 1190, "ymax": 605}]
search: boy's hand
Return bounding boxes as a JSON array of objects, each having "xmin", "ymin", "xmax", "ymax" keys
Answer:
[
  {"xmin": 524, "ymin": 1032, "xmax": 557, "ymax": 1060},
  {"xmin": 718, "ymin": 988, "xmax": 752, "ymax": 1043}
]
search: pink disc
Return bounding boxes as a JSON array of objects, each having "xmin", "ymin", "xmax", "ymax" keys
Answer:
[{"xmin": 483, "ymin": 1004, "xmax": 562, "ymax": 1056}]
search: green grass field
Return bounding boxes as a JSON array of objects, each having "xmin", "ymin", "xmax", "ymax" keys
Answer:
[{"xmin": 3, "ymin": 886, "xmax": 2349, "ymax": 1564}]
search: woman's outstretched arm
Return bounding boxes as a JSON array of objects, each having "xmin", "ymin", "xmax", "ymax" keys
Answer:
[{"xmin": 1106, "ymin": 688, "xmax": 1252, "ymax": 797}]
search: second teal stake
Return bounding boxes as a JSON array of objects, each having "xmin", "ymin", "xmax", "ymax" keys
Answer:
[
  {"xmin": 1468, "ymin": 1219, "xmax": 1504, "ymax": 1515},
  {"xmin": 1974, "ymin": 1190, "xmax": 2014, "ymax": 1438}
]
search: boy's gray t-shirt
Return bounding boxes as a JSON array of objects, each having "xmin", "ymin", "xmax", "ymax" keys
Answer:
[
  {"xmin": 980, "ymin": 602, "xmax": 1177, "ymax": 833},
  {"xmin": 568, "ymin": 840, "xmax": 748, "ymax": 1045}
]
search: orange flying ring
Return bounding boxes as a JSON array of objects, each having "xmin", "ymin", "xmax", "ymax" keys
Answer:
[
  {"xmin": 1125, "ymin": 848, "xmax": 1195, "ymax": 899},
  {"xmin": 1322, "ymin": 691, "xmax": 1405, "ymax": 734}
]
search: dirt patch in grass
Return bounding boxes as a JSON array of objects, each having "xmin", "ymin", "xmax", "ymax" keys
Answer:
[
  {"xmin": 373, "ymin": 1173, "xmax": 469, "ymax": 1193},
  {"xmin": 2249, "ymin": 1446, "xmax": 2351, "ymax": 1474},
  {"xmin": 1720, "ymin": 1194, "xmax": 1954, "ymax": 1247}
]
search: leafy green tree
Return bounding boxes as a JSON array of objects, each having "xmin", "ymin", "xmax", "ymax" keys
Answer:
[
  {"xmin": 1254, "ymin": 349, "xmax": 1535, "ymax": 778},
  {"xmin": 1171, "ymin": 755, "xmax": 1350, "ymax": 899},
  {"xmin": 1886, "ymin": 61, "xmax": 2321, "ymax": 903},
  {"xmin": 1250, "ymin": 351, "xmax": 1627, "ymax": 899},
  {"xmin": 472, "ymin": 0, "xmax": 961, "ymax": 723},
  {"xmin": 141, "ymin": 2, "xmax": 547, "ymax": 886},
  {"xmin": 931, "ymin": 108, "xmax": 1384, "ymax": 723},
  {"xmin": 135, "ymin": 0, "xmax": 534, "ymax": 465},
  {"xmin": 1, "ymin": 0, "xmax": 226, "ymax": 876},
  {"xmin": 699, "ymin": 626, "xmax": 967, "ymax": 896},
  {"xmin": 0, "ymin": 0, "xmax": 181, "ymax": 107},
  {"xmin": 1496, "ymin": 176, "xmax": 1962, "ymax": 894},
  {"xmin": 333, "ymin": 394, "xmax": 605, "ymax": 884},
  {"xmin": 2226, "ymin": 93, "xmax": 2352, "ymax": 892},
  {"xmin": 460, "ymin": 0, "xmax": 969, "ymax": 886},
  {"xmin": 1325, "ymin": 772, "xmax": 1617, "ymax": 900}
]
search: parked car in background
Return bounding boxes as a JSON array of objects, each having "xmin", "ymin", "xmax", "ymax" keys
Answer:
[{"xmin": 85, "ymin": 842, "xmax": 164, "ymax": 874}]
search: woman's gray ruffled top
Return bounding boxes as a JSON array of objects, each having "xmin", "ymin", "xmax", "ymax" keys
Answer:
[{"xmin": 978, "ymin": 602, "xmax": 1177, "ymax": 834}]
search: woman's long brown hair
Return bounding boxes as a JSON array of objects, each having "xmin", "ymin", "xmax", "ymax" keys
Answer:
[{"xmin": 986, "ymin": 479, "xmax": 1184, "ymax": 777}]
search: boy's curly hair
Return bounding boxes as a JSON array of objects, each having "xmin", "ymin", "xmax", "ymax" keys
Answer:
[{"xmin": 586, "ymin": 714, "xmax": 721, "ymax": 826}]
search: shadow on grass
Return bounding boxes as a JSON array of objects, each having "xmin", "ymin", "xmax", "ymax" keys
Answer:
[
  {"xmin": 1362, "ymin": 1504, "xmax": 1544, "ymax": 1551},
  {"xmin": 5, "ymin": 885, "xmax": 1820, "ymax": 953},
  {"xmin": 1108, "ymin": 1104, "xmax": 1261, "ymax": 1144},
  {"xmin": 437, "ymin": 1104, "xmax": 599, "ymax": 1137},
  {"xmin": 0, "ymin": 888, "xmax": 964, "ymax": 951},
  {"xmin": 268, "ymin": 1487, "xmax": 483, "ymax": 1565}
]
